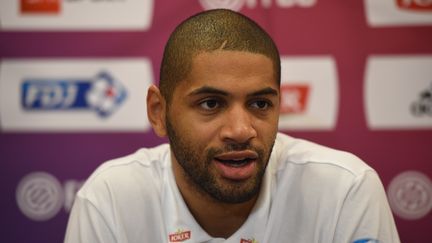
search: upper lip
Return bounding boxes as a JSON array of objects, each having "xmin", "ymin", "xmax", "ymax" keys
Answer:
[{"xmin": 214, "ymin": 150, "xmax": 258, "ymax": 161}]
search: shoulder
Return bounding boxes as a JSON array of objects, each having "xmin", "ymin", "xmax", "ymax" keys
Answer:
[
  {"xmin": 271, "ymin": 132, "xmax": 374, "ymax": 179},
  {"xmin": 89, "ymin": 143, "xmax": 170, "ymax": 179},
  {"xmin": 268, "ymin": 133, "xmax": 384, "ymax": 209},
  {"xmin": 68, "ymin": 144, "xmax": 171, "ymax": 241},
  {"xmin": 77, "ymin": 143, "xmax": 171, "ymax": 201},
  {"xmin": 264, "ymin": 134, "xmax": 398, "ymax": 243}
]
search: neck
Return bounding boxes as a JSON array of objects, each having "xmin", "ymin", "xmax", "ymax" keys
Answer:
[{"xmin": 172, "ymin": 159, "xmax": 258, "ymax": 238}]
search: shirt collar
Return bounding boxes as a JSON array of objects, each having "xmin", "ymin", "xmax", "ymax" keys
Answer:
[{"xmin": 162, "ymin": 151, "xmax": 274, "ymax": 243}]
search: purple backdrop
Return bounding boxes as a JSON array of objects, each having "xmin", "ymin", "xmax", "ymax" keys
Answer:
[{"xmin": 1, "ymin": 0, "xmax": 431, "ymax": 242}]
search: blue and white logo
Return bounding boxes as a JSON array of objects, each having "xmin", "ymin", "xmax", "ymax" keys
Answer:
[
  {"xmin": 353, "ymin": 239, "xmax": 380, "ymax": 243},
  {"xmin": 1, "ymin": 58, "xmax": 152, "ymax": 132},
  {"xmin": 21, "ymin": 71, "xmax": 127, "ymax": 118}
]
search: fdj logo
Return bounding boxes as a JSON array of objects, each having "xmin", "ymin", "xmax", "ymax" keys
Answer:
[{"xmin": 21, "ymin": 72, "xmax": 127, "ymax": 118}]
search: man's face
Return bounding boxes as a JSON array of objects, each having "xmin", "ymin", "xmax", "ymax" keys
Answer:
[{"xmin": 166, "ymin": 50, "xmax": 279, "ymax": 204}]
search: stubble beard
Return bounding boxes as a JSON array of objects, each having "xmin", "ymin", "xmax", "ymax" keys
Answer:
[{"xmin": 166, "ymin": 118, "xmax": 273, "ymax": 204}]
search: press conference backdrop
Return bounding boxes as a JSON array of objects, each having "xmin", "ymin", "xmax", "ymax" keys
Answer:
[{"xmin": 0, "ymin": 0, "xmax": 431, "ymax": 242}]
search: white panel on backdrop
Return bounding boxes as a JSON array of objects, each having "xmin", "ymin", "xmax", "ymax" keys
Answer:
[
  {"xmin": 365, "ymin": 0, "xmax": 432, "ymax": 27},
  {"xmin": 199, "ymin": 0, "xmax": 247, "ymax": 11},
  {"xmin": 0, "ymin": 59, "xmax": 153, "ymax": 132},
  {"xmin": 278, "ymin": 56, "xmax": 339, "ymax": 131},
  {"xmin": 198, "ymin": 0, "xmax": 318, "ymax": 10},
  {"xmin": 0, "ymin": 0, "xmax": 153, "ymax": 30},
  {"xmin": 365, "ymin": 55, "xmax": 432, "ymax": 130}
]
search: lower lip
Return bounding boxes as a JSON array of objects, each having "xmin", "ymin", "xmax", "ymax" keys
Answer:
[{"xmin": 213, "ymin": 159, "xmax": 257, "ymax": 180}]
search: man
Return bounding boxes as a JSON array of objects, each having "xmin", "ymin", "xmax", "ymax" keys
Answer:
[{"xmin": 64, "ymin": 9, "xmax": 400, "ymax": 243}]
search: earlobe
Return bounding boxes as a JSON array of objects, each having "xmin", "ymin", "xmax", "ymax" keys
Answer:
[{"xmin": 146, "ymin": 85, "xmax": 167, "ymax": 137}]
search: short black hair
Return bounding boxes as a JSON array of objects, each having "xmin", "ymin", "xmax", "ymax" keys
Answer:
[{"xmin": 159, "ymin": 9, "xmax": 280, "ymax": 103}]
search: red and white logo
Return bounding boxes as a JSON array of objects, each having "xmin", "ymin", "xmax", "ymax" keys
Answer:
[
  {"xmin": 21, "ymin": 0, "xmax": 60, "ymax": 14},
  {"xmin": 364, "ymin": 0, "xmax": 432, "ymax": 27},
  {"xmin": 169, "ymin": 230, "xmax": 191, "ymax": 242},
  {"xmin": 1, "ymin": 0, "xmax": 154, "ymax": 30},
  {"xmin": 397, "ymin": 0, "xmax": 432, "ymax": 11},
  {"xmin": 278, "ymin": 56, "xmax": 338, "ymax": 131},
  {"xmin": 240, "ymin": 238, "xmax": 258, "ymax": 243},
  {"xmin": 280, "ymin": 84, "xmax": 310, "ymax": 114}
]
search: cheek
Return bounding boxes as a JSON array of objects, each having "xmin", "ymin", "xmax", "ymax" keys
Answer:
[
  {"xmin": 255, "ymin": 119, "xmax": 279, "ymax": 146},
  {"xmin": 173, "ymin": 113, "xmax": 218, "ymax": 145},
  {"xmin": 255, "ymin": 115, "xmax": 279, "ymax": 132},
  {"xmin": 184, "ymin": 112, "xmax": 222, "ymax": 134},
  {"xmin": 191, "ymin": 125, "xmax": 220, "ymax": 147}
]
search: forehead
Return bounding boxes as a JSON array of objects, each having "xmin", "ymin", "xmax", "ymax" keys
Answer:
[
  {"xmin": 175, "ymin": 50, "xmax": 276, "ymax": 95},
  {"xmin": 192, "ymin": 50, "xmax": 273, "ymax": 76}
]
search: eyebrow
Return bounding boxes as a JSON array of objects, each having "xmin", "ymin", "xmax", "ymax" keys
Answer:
[
  {"xmin": 248, "ymin": 87, "xmax": 279, "ymax": 97},
  {"xmin": 187, "ymin": 86, "xmax": 278, "ymax": 97},
  {"xmin": 188, "ymin": 86, "xmax": 229, "ymax": 97}
]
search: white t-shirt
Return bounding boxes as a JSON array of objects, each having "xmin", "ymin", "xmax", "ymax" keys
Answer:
[{"xmin": 64, "ymin": 133, "xmax": 400, "ymax": 243}]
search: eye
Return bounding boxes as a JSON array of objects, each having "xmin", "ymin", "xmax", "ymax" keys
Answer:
[
  {"xmin": 250, "ymin": 99, "xmax": 272, "ymax": 110},
  {"xmin": 199, "ymin": 99, "xmax": 220, "ymax": 110}
]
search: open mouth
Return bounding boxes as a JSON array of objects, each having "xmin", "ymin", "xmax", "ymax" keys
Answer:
[
  {"xmin": 214, "ymin": 158, "xmax": 255, "ymax": 167},
  {"xmin": 214, "ymin": 150, "xmax": 258, "ymax": 167},
  {"xmin": 214, "ymin": 150, "xmax": 258, "ymax": 181},
  {"xmin": 213, "ymin": 151, "xmax": 258, "ymax": 180}
]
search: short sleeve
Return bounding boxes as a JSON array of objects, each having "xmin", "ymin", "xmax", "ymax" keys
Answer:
[
  {"xmin": 333, "ymin": 170, "xmax": 401, "ymax": 243},
  {"xmin": 64, "ymin": 194, "xmax": 116, "ymax": 243}
]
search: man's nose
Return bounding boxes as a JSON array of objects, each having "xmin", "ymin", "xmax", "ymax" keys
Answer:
[{"xmin": 219, "ymin": 105, "xmax": 257, "ymax": 144}]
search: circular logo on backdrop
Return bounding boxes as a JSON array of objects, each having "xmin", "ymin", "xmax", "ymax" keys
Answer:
[
  {"xmin": 199, "ymin": 0, "xmax": 246, "ymax": 11},
  {"xmin": 387, "ymin": 171, "xmax": 432, "ymax": 220},
  {"xmin": 16, "ymin": 172, "xmax": 64, "ymax": 221}
]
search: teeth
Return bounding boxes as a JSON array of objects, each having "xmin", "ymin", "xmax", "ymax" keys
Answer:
[
  {"xmin": 229, "ymin": 161, "xmax": 248, "ymax": 167},
  {"xmin": 220, "ymin": 159, "xmax": 250, "ymax": 167}
]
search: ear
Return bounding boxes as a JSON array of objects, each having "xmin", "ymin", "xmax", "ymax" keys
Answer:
[{"xmin": 146, "ymin": 84, "xmax": 167, "ymax": 137}]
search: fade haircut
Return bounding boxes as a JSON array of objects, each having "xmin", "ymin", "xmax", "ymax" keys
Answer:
[{"xmin": 159, "ymin": 9, "xmax": 281, "ymax": 104}]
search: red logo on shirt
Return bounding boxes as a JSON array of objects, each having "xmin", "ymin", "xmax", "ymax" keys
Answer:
[
  {"xmin": 280, "ymin": 84, "xmax": 310, "ymax": 114},
  {"xmin": 241, "ymin": 238, "xmax": 258, "ymax": 243},
  {"xmin": 396, "ymin": 0, "xmax": 432, "ymax": 11},
  {"xmin": 169, "ymin": 230, "xmax": 191, "ymax": 242},
  {"xmin": 21, "ymin": 0, "xmax": 61, "ymax": 14}
]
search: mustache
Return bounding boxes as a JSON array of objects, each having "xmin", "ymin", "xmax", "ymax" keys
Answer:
[
  {"xmin": 207, "ymin": 142, "xmax": 261, "ymax": 158},
  {"xmin": 222, "ymin": 142, "xmax": 252, "ymax": 151}
]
